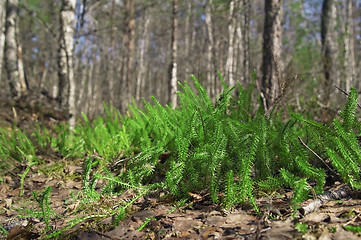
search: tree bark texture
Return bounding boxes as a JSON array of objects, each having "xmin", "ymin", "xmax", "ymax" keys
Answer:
[
  {"xmin": 0, "ymin": 0, "xmax": 5, "ymax": 85},
  {"xmin": 16, "ymin": 44, "xmax": 27, "ymax": 91},
  {"xmin": 205, "ymin": 0, "xmax": 218, "ymax": 100},
  {"xmin": 321, "ymin": 0, "xmax": 338, "ymax": 105},
  {"xmin": 169, "ymin": 0, "xmax": 178, "ymax": 108},
  {"xmin": 57, "ymin": 0, "xmax": 76, "ymax": 129},
  {"xmin": 226, "ymin": 0, "xmax": 236, "ymax": 87},
  {"xmin": 4, "ymin": 0, "xmax": 21, "ymax": 97},
  {"xmin": 205, "ymin": 0, "xmax": 214, "ymax": 98},
  {"xmin": 184, "ymin": 1, "xmax": 192, "ymax": 80},
  {"xmin": 121, "ymin": 0, "xmax": 135, "ymax": 112},
  {"xmin": 261, "ymin": 0, "xmax": 283, "ymax": 110},
  {"xmin": 108, "ymin": 0, "xmax": 116, "ymax": 101},
  {"xmin": 136, "ymin": 9, "xmax": 150, "ymax": 102},
  {"xmin": 242, "ymin": 0, "xmax": 250, "ymax": 83},
  {"xmin": 344, "ymin": 0, "xmax": 355, "ymax": 92}
]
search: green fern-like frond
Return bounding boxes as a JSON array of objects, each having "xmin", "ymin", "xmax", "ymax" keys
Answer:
[{"xmin": 340, "ymin": 87, "xmax": 358, "ymax": 132}]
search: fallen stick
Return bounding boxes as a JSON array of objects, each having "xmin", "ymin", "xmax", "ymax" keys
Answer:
[{"xmin": 299, "ymin": 184, "xmax": 350, "ymax": 216}]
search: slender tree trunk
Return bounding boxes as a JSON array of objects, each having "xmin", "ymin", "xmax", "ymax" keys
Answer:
[
  {"xmin": 242, "ymin": 0, "xmax": 250, "ymax": 83},
  {"xmin": 169, "ymin": 0, "xmax": 178, "ymax": 108},
  {"xmin": 17, "ymin": 44, "xmax": 27, "ymax": 91},
  {"xmin": 226, "ymin": 0, "xmax": 236, "ymax": 87},
  {"xmin": 184, "ymin": 1, "xmax": 192, "ymax": 79},
  {"xmin": 58, "ymin": 0, "xmax": 76, "ymax": 129},
  {"xmin": 108, "ymin": 0, "xmax": 116, "ymax": 102},
  {"xmin": 321, "ymin": 0, "xmax": 338, "ymax": 105},
  {"xmin": 261, "ymin": 0, "xmax": 283, "ymax": 110},
  {"xmin": 235, "ymin": 19, "xmax": 243, "ymax": 83},
  {"xmin": 136, "ymin": 9, "xmax": 150, "ymax": 102},
  {"xmin": 4, "ymin": 0, "xmax": 21, "ymax": 97},
  {"xmin": 0, "ymin": 0, "xmax": 6, "ymax": 85},
  {"xmin": 205, "ymin": 0, "xmax": 218, "ymax": 100},
  {"xmin": 121, "ymin": 0, "xmax": 135, "ymax": 112},
  {"xmin": 344, "ymin": 0, "xmax": 355, "ymax": 92},
  {"xmin": 205, "ymin": 1, "xmax": 213, "ymax": 97}
]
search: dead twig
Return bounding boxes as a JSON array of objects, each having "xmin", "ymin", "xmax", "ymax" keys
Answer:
[
  {"xmin": 298, "ymin": 137, "xmax": 337, "ymax": 175},
  {"xmin": 334, "ymin": 85, "xmax": 361, "ymax": 109}
]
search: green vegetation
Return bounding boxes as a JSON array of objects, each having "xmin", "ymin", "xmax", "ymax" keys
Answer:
[
  {"xmin": 295, "ymin": 222, "xmax": 308, "ymax": 234},
  {"xmin": 1, "ymin": 74, "xmax": 361, "ymax": 237}
]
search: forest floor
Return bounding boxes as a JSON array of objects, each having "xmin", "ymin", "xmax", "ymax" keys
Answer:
[{"xmin": 0, "ymin": 99, "xmax": 361, "ymax": 240}]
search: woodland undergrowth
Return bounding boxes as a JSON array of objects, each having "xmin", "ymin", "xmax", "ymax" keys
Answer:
[{"xmin": 1, "ymin": 73, "xmax": 361, "ymax": 235}]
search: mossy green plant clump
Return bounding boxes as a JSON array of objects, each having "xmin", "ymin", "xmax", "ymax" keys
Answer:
[{"xmin": 1, "ymin": 73, "xmax": 361, "ymax": 212}]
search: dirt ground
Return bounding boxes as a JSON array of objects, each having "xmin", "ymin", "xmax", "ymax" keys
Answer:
[{"xmin": 0, "ymin": 97, "xmax": 361, "ymax": 240}]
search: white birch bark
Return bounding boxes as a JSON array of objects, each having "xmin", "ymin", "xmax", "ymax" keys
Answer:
[
  {"xmin": 136, "ymin": 10, "xmax": 150, "ymax": 102},
  {"xmin": 205, "ymin": 0, "xmax": 215, "ymax": 98},
  {"xmin": 235, "ymin": 19, "xmax": 243, "ymax": 83},
  {"xmin": 169, "ymin": 0, "xmax": 178, "ymax": 108},
  {"xmin": 58, "ymin": 0, "xmax": 76, "ymax": 129},
  {"xmin": 226, "ymin": 0, "xmax": 236, "ymax": 87},
  {"xmin": 17, "ymin": 44, "xmax": 27, "ymax": 91},
  {"xmin": 4, "ymin": 0, "xmax": 21, "ymax": 97}
]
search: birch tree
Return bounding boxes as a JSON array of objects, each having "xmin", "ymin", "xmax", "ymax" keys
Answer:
[
  {"xmin": 205, "ymin": 0, "xmax": 217, "ymax": 99},
  {"xmin": 58, "ymin": 0, "xmax": 76, "ymax": 129},
  {"xmin": 4, "ymin": 0, "xmax": 21, "ymax": 97},
  {"xmin": 136, "ymin": 9, "xmax": 150, "ymax": 102},
  {"xmin": 169, "ymin": 0, "xmax": 178, "ymax": 108},
  {"xmin": 226, "ymin": 0, "xmax": 236, "ymax": 87},
  {"xmin": 261, "ymin": 0, "xmax": 283, "ymax": 110}
]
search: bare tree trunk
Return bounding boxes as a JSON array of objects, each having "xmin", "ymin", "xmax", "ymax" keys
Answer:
[
  {"xmin": 169, "ymin": 0, "xmax": 178, "ymax": 108},
  {"xmin": 242, "ymin": 0, "xmax": 250, "ymax": 83},
  {"xmin": 344, "ymin": 0, "xmax": 355, "ymax": 92},
  {"xmin": 226, "ymin": 0, "xmax": 236, "ymax": 87},
  {"xmin": 121, "ymin": 0, "xmax": 135, "ymax": 112},
  {"xmin": 235, "ymin": 18, "xmax": 243, "ymax": 83},
  {"xmin": 58, "ymin": 0, "xmax": 76, "ymax": 129},
  {"xmin": 261, "ymin": 0, "xmax": 283, "ymax": 110},
  {"xmin": 17, "ymin": 44, "xmax": 27, "ymax": 91},
  {"xmin": 136, "ymin": 9, "xmax": 150, "ymax": 103},
  {"xmin": 4, "ymin": 0, "xmax": 21, "ymax": 97},
  {"xmin": 184, "ymin": 1, "xmax": 192, "ymax": 79},
  {"xmin": 321, "ymin": 0, "xmax": 338, "ymax": 105},
  {"xmin": 205, "ymin": 0, "xmax": 217, "ymax": 100},
  {"xmin": 108, "ymin": 0, "xmax": 116, "ymax": 102},
  {"xmin": 0, "ymin": 0, "xmax": 5, "ymax": 85}
]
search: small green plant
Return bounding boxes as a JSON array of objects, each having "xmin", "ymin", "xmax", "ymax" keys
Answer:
[
  {"xmin": 137, "ymin": 217, "xmax": 156, "ymax": 231},
  {"xmin": 329, "ymin": 226, "xmax": 337, "ymax": 233},
  {"xmin": 18, "ymin": 148, "xmax": 37, "ymax": 197},
  {"xmin": 295, "ymin": 222, "xmax": 308, "ymax": 234},
  {"xmin": 344, "ymin": 225, "xmax": 361, "ymax": 234},
  {"xmin": 33, "ymin": 186, "xmax": 54, "ymax": 232},
  {"xmin": 0, "ymin": 225, "xmax": 8, "ymax": 237}
]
